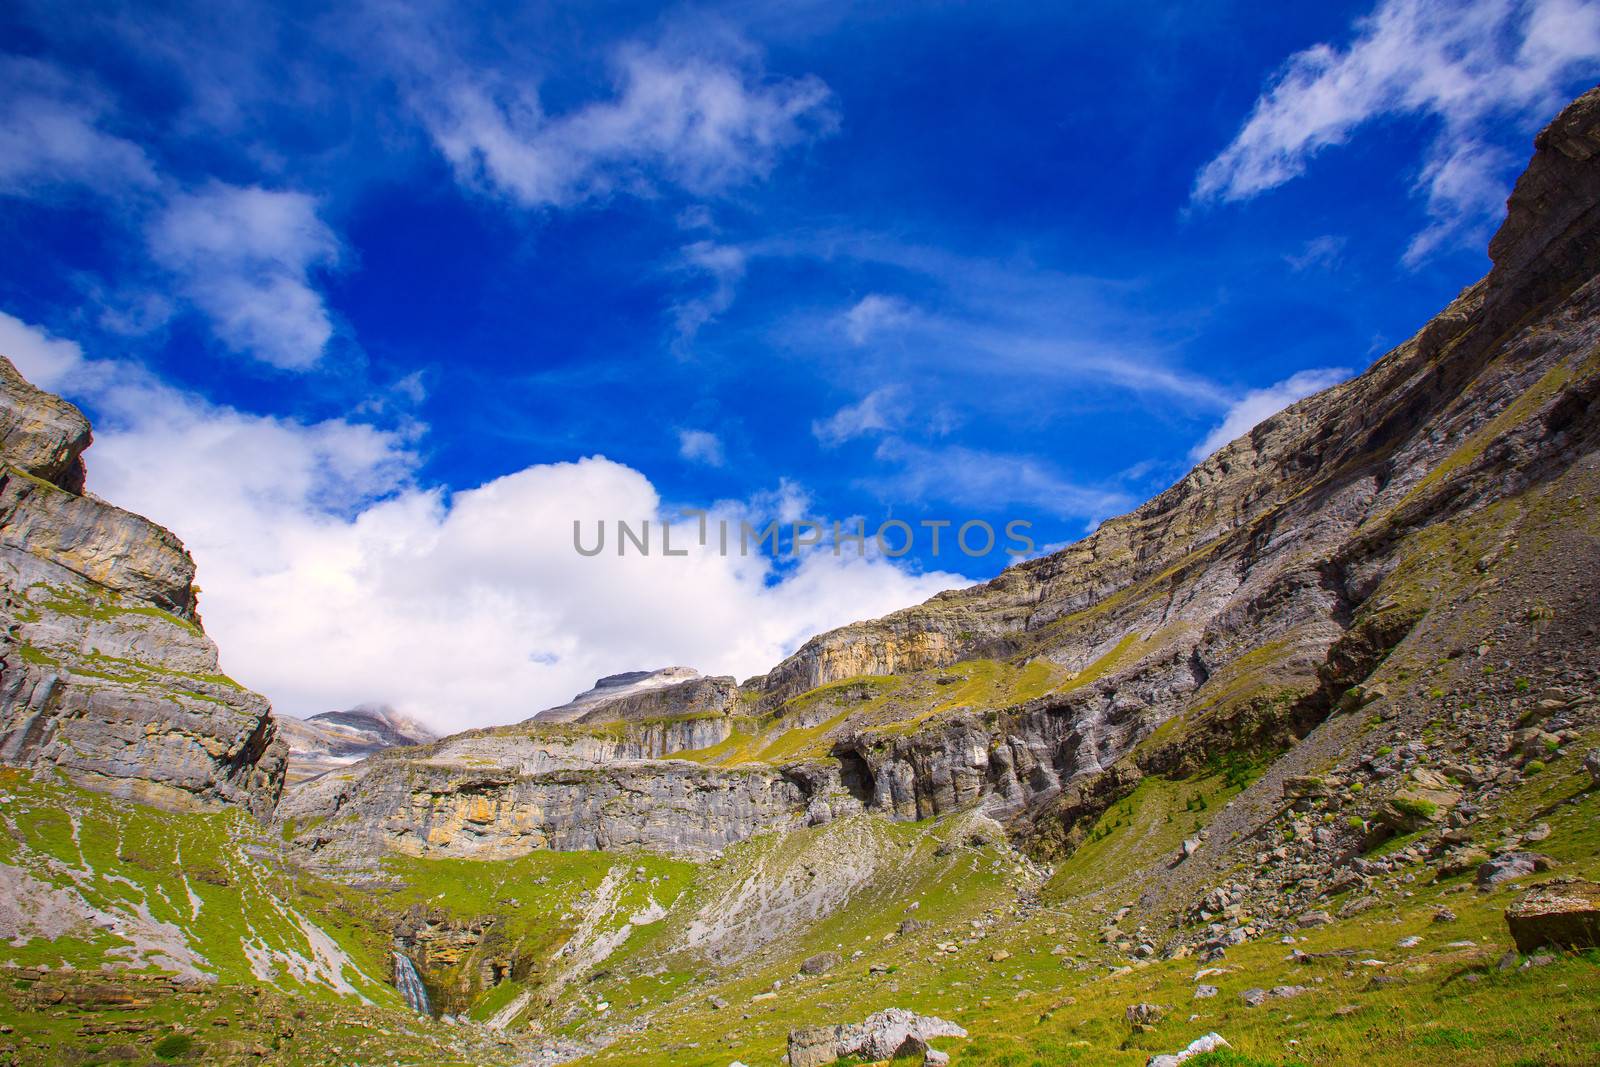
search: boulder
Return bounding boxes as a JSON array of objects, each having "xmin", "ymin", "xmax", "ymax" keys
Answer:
[
  {"xmin": 1125, "ymin": 1002, "xmax": 1165, "ymax": 1029},
  {"xmin": 787, "ymin": 1008, "xmax": 966, "ymax": 1067},
  {"xmin": 1147, "ymin": 1033, "xmax": 1231, "ymax": 1067},
  {"xmin": 1478, "ymin": 852, "xmax": 1556, "ymax": 887},
  {"xmin": 1504, "ymin": 880, "xmax": 1600, "ymax": 952},
  {"xmin": 1436, "ymin": 848, "xmax": 1491, "ymax": 880},
  {"xmin": 800, "ymin": 951, "xmax": 841, "ymax": 976}
]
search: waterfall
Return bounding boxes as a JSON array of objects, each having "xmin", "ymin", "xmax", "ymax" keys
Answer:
[{"xmin": 392, "ymin": 951, "xmax": 432, "ymax": 1016}]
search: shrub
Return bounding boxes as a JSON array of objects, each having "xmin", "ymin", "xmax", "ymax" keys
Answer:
[
  {"xmin": 1525, "ymin": 760, "xmax": 1546, "ymax": 775},
  {"xmin": 154, "ymin": 1035, "xmax": 195, "ymax": 1060},
  {"xmin": 1346, "ymin": 815, "xmax": 1365, "ymax": 830},
  {"xmin": 1392, "ymin": 797, "xmax": 1438, "ymax": 820}
]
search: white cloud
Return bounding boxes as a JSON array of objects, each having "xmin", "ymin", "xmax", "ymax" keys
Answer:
[
  {"xmin": 842, "ymin": 294, "xmax": 916, "ymax": 344},
  {"xmin": 415, "ymin": 42, "xmax": 836, "ymax": 209},
  {"xmin": 1189, "ymin": 367, "xmax": 1351, "ymax": 462},
  {"xmin": 0, "ymin": 57, "xmax": 160, "ymax": 197},
  {"xmin": 812, "ymin": 387, "xmax": 906, "ymax": 447},
  {"xmin": 0, "ymin": 311, "xmax": 83, "ymax": 390},
  {"xmin": 1195, "ymin": 0, "xmax": 1600, "ymax": 258},
  {"xmin": 4, "ymin": 315, "xmax": 960, "ymax": 732},
  {"xmin": 677, "ymin": 428, "xmax": 726, "ymax": 466},
  {"xmin": 147, "ymin": 185, "xmax": 341, "ymax": 370}
]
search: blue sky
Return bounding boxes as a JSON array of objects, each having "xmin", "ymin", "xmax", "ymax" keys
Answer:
[{"xmin": 3, "ymin": 0, "xmax": 1598, "ymax": 728}]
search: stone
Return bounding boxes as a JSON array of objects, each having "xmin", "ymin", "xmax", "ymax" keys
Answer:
[
  {"xmin": 1504, "ymin": 880, "xmax": 1600, "ymax": 952},
  {"xmin": 1147, "ymin": 1033, "xmax": 1231, "ymax": 1067},
  {"xmin": 1583, "ymin": 749, "xmax": 1600, "ymax": 786},
  {"xmin": 1125, "ymin": 1003, "xmax": 1165, "ymax": 1028},
  {"xmin": 1295, "ymin": 910, "xmax": 1333, "ymax": 928},
  {"xmin": 1436, "ymin": 848, "xmax": 1491, "ymax": 880},
  {"xmin": 799, "ymin": 952, "xmax": 840, "ymax": 976},
  {"xmin": 988, "ymin": 949, "xmax": 1011, "ymax": 963},
  {"xmin": 1193, "ymin": 985, "xmax": 1218, "ymax": 999},
  {"xmin": 787, "ymin": 1009, "xmax": 966, "ymax": 1067},
  {"xmin": 1477, "ymin": 852, "xmax": 1556, "ymax": 887},
  {"xmin": 1242, "ymin": 985, "xmax": 1305, "ymax": 1007}
]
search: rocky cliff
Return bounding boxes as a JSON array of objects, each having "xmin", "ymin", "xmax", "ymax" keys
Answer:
[
  {"xmin": 281, "ymin": 88, "xmax": 1600, "ymax": 873},
  {"xmin": 0, "ymin": 357, "xmax": 286, "ymax": 817}
]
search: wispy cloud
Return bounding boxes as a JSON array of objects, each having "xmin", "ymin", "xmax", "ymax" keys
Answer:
[
  {"xmin": 812, "ymin": 387, "xmax": 907, "ymax": 447},
  {"xmin": 870, "ymin": 437, "xmax": 1132, "ymax": 525},
  {"xmin": 147, "ymin": 185, "xmax": 342, "ymax": 370},
  {"xmin": 1194, "ymin": 0, "xmax": 1600, "ymax": 260},
  {"xmin": 0, "ymin": 56, "xmax": 160, "ymax": 197},
  {"xmin": 1284, "ymin": 234, "xmax": 1348, "ymax": 272},
  {"xmin": 671, "ymin": 240, "xmax": 747, "ymax": 350},
  {"xmin": 677, "ymin": 428, "xmax": 727, "ymax": 466},
  {"xmin": 842, "ymin": 293, "xmax": 916, "ymax": 344},
  {"xmin": 413, "ymin": 41, "xmax": 837, "ymax": 210},
  {"xmin": 1189, "ymin": 367, "xmax": 1350, "ymax": 461}
]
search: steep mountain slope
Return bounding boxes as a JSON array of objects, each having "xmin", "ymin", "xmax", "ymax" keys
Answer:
[
  {"xmin": 284, "ymin": 88, "xmax": 1600, "ymax": 873},
  {"xmin": 0, "ymin": 357, "xmax": 286, "ymax": 817},
  {"xmin": 277, "ymin": 704, "xmax": 436, "ymax": 783}
]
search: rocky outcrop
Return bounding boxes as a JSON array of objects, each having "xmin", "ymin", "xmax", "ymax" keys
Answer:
[
  {"xmin": 277, "ymin": 704, "xmax": 437, "ymax": 783},
  {"xmin": 0, "ymin": 357, "xmax": 89, "ymax": 493},
  {"xmin": 0, "ymin": 356, "xmax": 286, "ymax": 817}
]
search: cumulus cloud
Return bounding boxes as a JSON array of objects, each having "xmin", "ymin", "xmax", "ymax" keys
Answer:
[
  {"xmin": 0, "ymin": 56, "xmax": 160, "ymax": 197},
  {"xmin": 677, "ymin": 428, "xmax": 726, "ymax": 466},
  {"xmin": 1195, "ymin": 0, "xmax": 1600, "ymax": 259},
  {"xmin": 4, "ymin": 315, "xmax": 960, "ymax": 731},
  {"xmin": 812, "ymin": 387, "xmax": 906, "ymax": 447},
  {"xmin": 147, "ymin": 185, "xmax": 342, "ymax": 370},
  {"xmin": 0, "ymin": 312, "xmax": 84, "ymax": 390},
  {"xmin": 1189, "ymin": 367, "xmax": 1351, "ymax": 462},
  {"xmin": 415, "ymin": 42, "xmax": 836, "ymax": 209}
]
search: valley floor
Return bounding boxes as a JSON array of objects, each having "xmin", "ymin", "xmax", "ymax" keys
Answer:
[{"xmin": 2, "ymin": 721, "xmax": 1598, "ymax": 1067}]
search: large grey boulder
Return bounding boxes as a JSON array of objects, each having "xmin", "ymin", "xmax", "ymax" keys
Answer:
[{"xmin": 787, "ymin": 1008, "xmax": 966, "ymax": 1067}]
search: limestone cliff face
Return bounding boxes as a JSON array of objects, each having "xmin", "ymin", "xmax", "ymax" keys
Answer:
[
  {"xmin": 281, "ymin": 755, "xmax": 856, "ymax": 861},
  {"xmin": 0, "ymin": 357, "xmax": 286, "ymax": 817}
]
